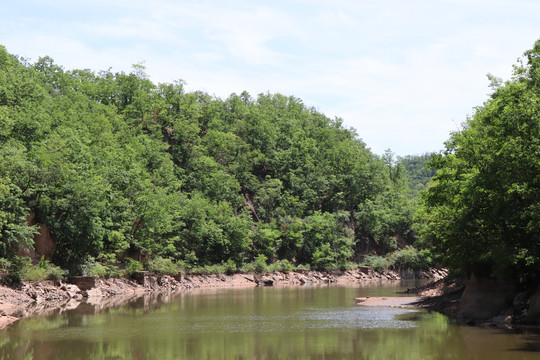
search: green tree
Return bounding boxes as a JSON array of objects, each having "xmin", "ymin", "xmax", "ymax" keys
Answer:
[{"xmin": 417, "ymin": 41, "xmax": 540, "ymax": 282}]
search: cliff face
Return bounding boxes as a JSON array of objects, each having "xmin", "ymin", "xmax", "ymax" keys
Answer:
[
  {"xmin": 415, "ymin": 276, "xmax": 540, "ymax": 329},
  {"xmin": 457, "ymin": 277, "xmax": 516, "ymax": 322},
  {"xmin": 20, "ymin": 214, "xmax": 55, "ymax": 262}
]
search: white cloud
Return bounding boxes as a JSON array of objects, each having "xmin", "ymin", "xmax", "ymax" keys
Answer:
[{"xmin": 2, "ymin": 0, "xmax": 540, "ymax": 155}]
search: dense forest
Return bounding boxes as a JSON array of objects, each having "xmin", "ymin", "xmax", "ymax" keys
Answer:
[
  {"xmin": 1, "ymin": 38, "xmax": 538, "ymax": 285},
  {"xmin": 0, "ymin": 45, "xmax": 432, "ymax": 280}
]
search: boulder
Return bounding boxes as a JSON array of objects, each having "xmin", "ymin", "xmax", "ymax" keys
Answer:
[
  {"xmin": 131, "ymin": 271, "xmax": 149, "ymax": 285},
  {"xmin": 358, "ymin": 266, "xmax": 373, "ymax": 276},
  {"xmin": 525, "ymin": 290, "xmax": 540, "ymax": 324},
  {"xmin": 457, "ymin": 277, "xmax": 516, "ymax": 321},
  {"xmin": 68, "ymin": 276, "xmax": 97, "ymax": 291}
]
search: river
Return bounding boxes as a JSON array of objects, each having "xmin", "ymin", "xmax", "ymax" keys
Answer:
[{"xmin": 1, "ymin": 280, "xmax": 540, "ymax": 359}]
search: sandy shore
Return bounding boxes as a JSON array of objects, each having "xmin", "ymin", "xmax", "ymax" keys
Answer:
[
  {"xmin": 0, "ymin": 268, "xmax": 447, "ymax": 330},
  {"xmin": 355, "ymin": 296, "xmax": 422, "ymax": 307}
]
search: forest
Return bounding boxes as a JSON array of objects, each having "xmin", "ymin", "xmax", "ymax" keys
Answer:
[{"xmin": 0, "ymin": 40, "xmax": 538, "ymax": 285}]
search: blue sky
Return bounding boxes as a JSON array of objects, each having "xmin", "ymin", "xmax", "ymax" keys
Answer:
[{"xmin": 3, "ymin": 0, "xmax": 540, "ymax": 155}]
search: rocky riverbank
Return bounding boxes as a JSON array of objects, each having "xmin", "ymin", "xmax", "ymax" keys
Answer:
[
  {"xmin": 0, "ymin": 267, "xmax": 447, "ymax": 329},
  {"xmin": 409, "ymin": 277, "xmax": 540, "ymax": 330}
]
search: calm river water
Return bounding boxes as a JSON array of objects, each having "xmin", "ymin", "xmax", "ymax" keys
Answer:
[{"xmin": 2, "ymin": 280, "xmax": 540, "ymax": 359}]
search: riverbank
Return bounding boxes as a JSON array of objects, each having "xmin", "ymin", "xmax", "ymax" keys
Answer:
[
  {"xmin": 0, "ymin": 267, "xmax": 447, "ymax": 329},
  {"xmin": 407, "ymin": 278, "xmax": 540, "ymax": 330}
]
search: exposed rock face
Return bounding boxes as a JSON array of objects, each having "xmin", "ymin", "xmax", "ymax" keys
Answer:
[
  {"xmin": 457, "ymin": 276, "xmax": 516, "ymax": 322},
  {"xmin": 525, "ymin": 290, "xmax": 540, "ymax": 324},
  {"xmin": 20, "ymin": 213, "xmax": 55, "ymax": 262},
  {"xmin": 68, "ymin": 276, "xmax": 97, "ymax": 291}
]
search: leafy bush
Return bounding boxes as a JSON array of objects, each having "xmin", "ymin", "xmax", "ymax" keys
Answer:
[
  {"xmin": 312, "ymin": 243, "xmax": 339, "ymax": 271},
  {"xmin": 123, "ymin": 258, "xmax": 144, "ymax": 276},
  {"xmin": 361, "ymin": 247, "xmax": 433, "ymax": 271},
  {"xmin": 268, "ymin": 259, "xmax": 295, "ymax": 272},
  {"xmin": 0, "ymin": 258, "xmax": 12, "ymax": 281},
  {"xmin": 20, "ymin": 256, "xmax": 66, "ymax": 281},
  {"xmin": 79, "ymin": 257, "xmax": 109, "ymax": 277},
  {"xmin": 189, "ymin": 263, "xmax": 226, "ymax": 275},
  {"xmin": 295, "ymin": 264, "xmax": 311, "ymax": 272},
  {"xmin": 146, "ymin": 257, "xmax": 180, "ymax": 276},
  {"xmin": 79, "ymin": 254, "xmax": 136, "ymax": 277},
  {"xmin": 253, "ymin": 255, "xmax": 268, "ymax": 273},
  {"xmin": 388, "ymin": 246, "xmax": 431, "ymax": 270},
  {"xmin": 361, "ymin": 255, "xmax": 390, "ymax": 271},
  {"xmin": 223, "ymin": 259, "xmax": 238, "ymax": 275}
]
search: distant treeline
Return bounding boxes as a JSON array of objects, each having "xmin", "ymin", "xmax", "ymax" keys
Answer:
[{"xmin": 0, "ymin": 45, "xmax": 435, "ymax": 278}]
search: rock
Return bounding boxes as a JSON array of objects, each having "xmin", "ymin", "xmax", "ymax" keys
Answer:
[
  {"xmin": 61, "ymin": 283, "xmax": 82, "ymax": 300},
  {"xmin": 457, "ymin": 277, "xmax": 516, "ymax": 322},
  {"xmin": 525, "ymin": 290, "xmax": 540, "ymax": 324},
  {"xmin": 358, "ymin": 266, "xmax": 373, "ymax": 276},
  {"xmin": 83, "ymin": 288, "xmax": 103, "ymax": 299},
  {"xmin": 261, "ymin": 277, "xmax": 274, "ymax": 286},
  {"xmin": 487, "ymin": 315, "xmax": 513, "ymax": 329},
  {"xmin": 68, "ymin": 276, "xmax": 97, "ymax": 291},
  {"xmin": 131, "ymin": 271, "xmax": 149, "ymax": 285}
]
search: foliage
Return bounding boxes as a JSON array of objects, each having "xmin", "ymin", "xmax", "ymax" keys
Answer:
[
  {"xmin": 386, "ymin": 246, "xmax": 431, "ymax": 270},
  {"xmin": 416, "ymin": 40, "xmax": 540, "ymax": 282},
  {"xmin": 252, "ymin": 254, "xmax": 269, "ymax": 273},
  {"xmin": 0, "ymin": 44, "xmax": 427, "ymax": 276},
  {"xmin": 398, "ymin": 153, "xmax": 436, "ymax": 197},
  {"xmin": 268, "ymin": 259, "xmax": 295, "ymax": 272},
  {"xmin": 0, "ymin": 177, "xmax": 37, "ymax": 259},
  {"xmin": 79, "ymin": 257, "xmax": 109, "ymax": 278},
  {"xmin": 20, "ymin": 256, "xmax": 66, "ymax": 281},
  {"xmin": 361, "ymin": 255, "xmax": 391, "ymax": 271},
  {"xmin": 146, "ymin": 256, "xmax": 180, "ymax": 276},
  {"xmin": 361, "ymin": 247, "xmax": 432, "ymax": 271}
]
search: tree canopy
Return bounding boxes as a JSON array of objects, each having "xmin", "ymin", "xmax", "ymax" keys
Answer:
[
  {"xmin": 0, "ymin": 45, "xmax": 420, "ymax": 275},
  {"xmin": 416, "ymin": 40, "xmax": 540, "ymax": 283}
]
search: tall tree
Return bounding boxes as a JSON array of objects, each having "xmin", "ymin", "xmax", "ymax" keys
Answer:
[{"xmin": 417, "ymin": 40, "xmax": 540, "ymax": 282}]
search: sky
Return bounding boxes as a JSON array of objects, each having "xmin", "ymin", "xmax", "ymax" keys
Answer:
[{"xmin": 2, "ymin": 0, "xmax": 540, "ymax": 156}]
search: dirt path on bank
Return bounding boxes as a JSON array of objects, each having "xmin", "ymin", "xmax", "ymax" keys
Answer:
[{"xmin": 0, "ymin": 268, "xmax": 447, "ymax": 329}]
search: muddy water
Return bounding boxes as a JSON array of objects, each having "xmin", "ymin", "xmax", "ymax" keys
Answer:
[{"xmin": 2, "ymin": 281, "xmax": 540, "ymax": 359}]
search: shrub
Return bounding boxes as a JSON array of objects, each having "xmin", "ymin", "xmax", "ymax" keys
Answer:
[
  {"xmin": 388, "ymin": 246, "xmax": 431, "ymax": 270},
  {"xmin": 20, "ymin": 256, "xmax": 66, "ymax": 281},
  {"xmin": 295, "ymin": 263, "xmax": 311, "ymax": 271},
  {"xmin": 0, "ymin": 258, "xmax": 12, "ymax": 280},
  {"xmin": 361, "ymin": 255, "xmax": 390, "ymax": 271},
  {"xmin": 80, "ymin": 257, "xmax": 109, "ymax": 277},
  {"xmin": 123, "ymin": 258, "xmax": 144, "ymax": 276},
  {"xmin": 223, "ymin": 259, "xmax": 238, "ymax": 275},
  {"xmin": 312, "ymin": 243, "xmax": 338, "ymax": 271},
  {"xmin": 361, "ymin": 247, "xmax": 433, "ymax": 271},
  {"xmin": 146, "ymin": 257, "xmax": 180, "ymax": 276},
  {"xmin": 79, "ymin": 254, "xmax": 137, "ymax": 278},
  {"xmin": 189, "ymin": 263, "xmax": 226, "ymax": 275},
  {"xmin": 253, "ymin": 254, "xmax": 268, "ymax": 273},
  {"xmin": 268, "ymin": 259, "xmax": 295, "ymax": 272}
]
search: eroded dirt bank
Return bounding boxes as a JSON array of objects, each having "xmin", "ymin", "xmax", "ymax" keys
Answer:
[{"xmin": 0, "ymin": 267, "xmax": 447, "ymax": 329}]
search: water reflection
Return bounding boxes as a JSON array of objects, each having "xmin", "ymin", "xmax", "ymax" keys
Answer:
[{"xmin": 2, "ymin": 283, "xmax": 540, "ymax": 359}]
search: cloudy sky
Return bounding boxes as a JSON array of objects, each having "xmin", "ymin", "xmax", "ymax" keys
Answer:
[{"xmin": 2, "ymin": 0, "xmax": 540, "ymax": 155}]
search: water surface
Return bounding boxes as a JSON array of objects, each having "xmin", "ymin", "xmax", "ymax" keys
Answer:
[{"xmin": 2, "ymin": 280, "xmax": 540, "ymax": 359}]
